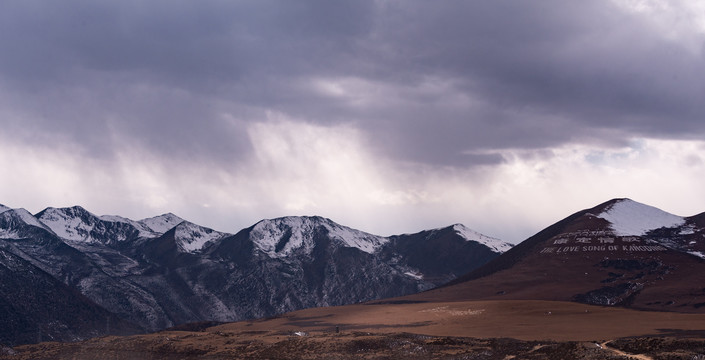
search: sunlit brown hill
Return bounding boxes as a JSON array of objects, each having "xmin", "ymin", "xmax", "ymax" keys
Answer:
[{"xmin": 411, "ymin": 198, "xmax": 705, "ymax": 313}]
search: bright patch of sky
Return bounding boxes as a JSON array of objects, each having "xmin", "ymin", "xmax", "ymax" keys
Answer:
[
  {"xmin": 611, "ymin": 0, "xmax": 705, "ymax": 53},
  {"xmin": 1, "ymin": 125, "xmax": 703, "ymax": 244}
]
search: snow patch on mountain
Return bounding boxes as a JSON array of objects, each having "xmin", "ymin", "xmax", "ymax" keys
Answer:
[
  {"xmin": 0, "ymin": 204, "xmax": 10, "ymax": 213},
  {"xmin": 452, "ymin": 224, "xmax": 513, "ymax": 252},
  {"xmin": 404, "ymin": 271, "xmax": 424, "ymax": 280},
  {"xmin": 174, "ymin": 221, "xmax": 227, "ymax": 253},
  {"xmin": 251, "ymin": 216, "xmax": 388, "ymax": 258},
  {"xmin": 138, "ymin": 213, "xmax": 184, "ymax": 234},
  {"xmin": 679, "ymin": 225, "xmax": 697, "ymax": 235},
  {"xmin": 598, "ymin": 199, "xmax": 686, "ymax": 236},
  {"xmin": 688, "ymin": 251, "xmax": 705, "ymax": 259}
]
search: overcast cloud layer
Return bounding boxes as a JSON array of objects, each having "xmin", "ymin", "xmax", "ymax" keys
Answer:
[{"xmin": 1, "ymin": 0, "xmax": 704, "ymax": 242}]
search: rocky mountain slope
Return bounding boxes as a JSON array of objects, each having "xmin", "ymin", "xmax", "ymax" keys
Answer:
[
  {"xmin": 0, "ymin": 204, "xmax": 509, "ymax": 345},
  {"xmin": 417, "ymin": 198, "xmax": 705, "ymax": 313}
]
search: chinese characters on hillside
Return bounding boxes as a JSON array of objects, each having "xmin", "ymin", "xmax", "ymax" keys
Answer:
[{"xmin": 540, "ymin": 231, "xmax": 667, "ymax": 254}]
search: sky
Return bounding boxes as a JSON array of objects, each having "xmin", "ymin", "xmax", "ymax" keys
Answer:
[{"xmin": 1, "ymin": 0, "xmax": 704, "ymax": 243}]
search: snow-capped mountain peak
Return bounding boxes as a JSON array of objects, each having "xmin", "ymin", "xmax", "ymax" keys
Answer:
[
  {"xmin": 138, "ymin": 213, "xmax": 184, "ymax": 235},
  {"xmin": 452, "ymin": 224, "xmax": 513, "ymax": 252},
  {"xmin": 250, "ymin": 216, "xmax": 388, "ymax": 258},
  {"xmin": 36, "ymin": 206, "xmax": 101, "ymax": 242},
  {"xmin": 173, "ymin": 221, "xmax": 228, "ymax": 253},
  {"xmin": 597, "ymin": 198, "xmax": 686, "ymax": 236},
  {"xmin": 0, "ymin": 208, "xmax": 55, "ymax": 239},
  {"xmin": 11, "ymin": 208, "xmax": 47, "ymax": 228}
]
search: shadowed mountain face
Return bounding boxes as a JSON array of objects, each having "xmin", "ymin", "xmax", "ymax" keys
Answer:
[
  {"xmin": 0, "ymin": 247, "xmax": 141, "ymax": 346},
  {"xmin": 415, "ymin": 198, "xmax": 705, "ymax": 313},
  {"xmin": 0, "ymin": 205, "xmax": 507, "ymax": 346},
  {"xmin": 380, "ymin": 224, "xmax": 510, "ymax": 285}
]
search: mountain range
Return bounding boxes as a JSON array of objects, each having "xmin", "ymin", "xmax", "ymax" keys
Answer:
[
  {"xmin": 6, "ymin": 198, "xmax": 705, "ymax": 359},
  {"xmin": 0, "ymin": 204, "xmax": 511, "ymax": 346}
]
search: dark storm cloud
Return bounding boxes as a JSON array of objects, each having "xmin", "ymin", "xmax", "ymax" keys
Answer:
[
  {"xmin": 0, "ymin": 0, "xmax": 703, "ymax": 166},
  {"xmin": 0, "ymin": 0, "xmax": 378, "ymax": 162},
  {"xmin": 0, "ymin": 1, "xmax": 373, "ymax": 85},
  {"xmin": 357, "ymin": 0, "xmax": 705, "ymax": 162}
]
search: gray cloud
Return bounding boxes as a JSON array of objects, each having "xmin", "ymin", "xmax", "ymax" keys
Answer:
[
  {"xmin": 0, "ymin": 0, "xmax": 703, "ymax": 169},
  {"xmin": 359, "ymin": 1, "xmax": 705, "ymax": 155}
]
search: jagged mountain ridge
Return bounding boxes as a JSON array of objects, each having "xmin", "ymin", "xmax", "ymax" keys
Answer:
[
  {"xmin": 0, "ymin": 203, "xmax": 508, "ymax": 345},
  {"xmin": 248, "ymin": 216, "xmax": 389, "ymax": 258},
  {"xmin": 35, "ymin": 206, "xmax": 187, "ymax": 245},
  {"xmin": 418, "ymin": 198, "xmax": 705, "ymax": 313}
]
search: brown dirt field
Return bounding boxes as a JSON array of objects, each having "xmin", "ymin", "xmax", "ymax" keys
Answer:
[
  {"xmin": 5, "ymin": 300, "xmax": 705, "ymax": 359},
  {"xmin": 213, "ymin": 299, "xmax": 705, "ymax": 342}
]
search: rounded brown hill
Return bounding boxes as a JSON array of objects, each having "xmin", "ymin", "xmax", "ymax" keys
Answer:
[{"xmin": 409, "ymin": 198, "xmax": 705, "ymax": 313}]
